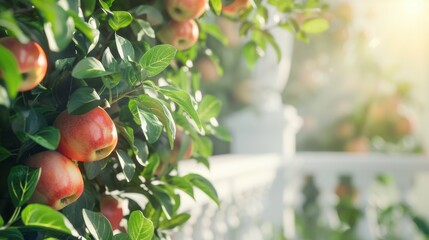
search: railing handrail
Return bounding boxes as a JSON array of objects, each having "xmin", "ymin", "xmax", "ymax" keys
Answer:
[{"xmin": 293, "ymin": 152, "xmax": 429, "ymax": 175}]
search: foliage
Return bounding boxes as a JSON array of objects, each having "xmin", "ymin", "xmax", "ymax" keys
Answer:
[
  {"xmin": 0, "ymin": 0, "xmax": 328, "ymax": 239},
  {"xmin": 283, "ymin": 2, "xmax": 423, "ymax": 153}
]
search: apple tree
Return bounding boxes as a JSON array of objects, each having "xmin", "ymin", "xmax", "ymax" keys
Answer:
[{"xmin": 0, "ymin": 0, "xmax": 328, "ymax": 239}]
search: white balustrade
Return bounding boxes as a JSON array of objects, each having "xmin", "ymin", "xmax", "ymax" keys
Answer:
[{"xmin": 172, "ymin": 152, "xmax": 429, "ymax": 240}]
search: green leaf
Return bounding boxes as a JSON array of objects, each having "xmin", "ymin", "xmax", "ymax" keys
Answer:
[
  {"xmin": 168, "ymin": 176, "xmax": 194, "ymax": 198},
  {"xmin": 301, "ymin": 17, "xmax": 329, "ymax": 34},
  {"xmin": 159, "ymin": 86, "xmax": 202, "ymax": 131},
  {"xmin": 134, "ymin": 138, "xmax": 149, "ymax": 166},
  {"xmin": 62, "ymin": 186, "xmax": 97, "ymax": 230},
  {"xmin": 66, "ymin": 87, "xmax": 101, "ymax": 115},
  {"xmin": 102, "ymin": 47, "xmax": 118, "ymax": 70},
  {"xmin": 117, "ymin": 124, "xmax": 135, "ymax": 148},
  {"xmin": 142, "ymin": 154, "xmax": 160, "ymax": 179},
  {"xmin": 84, "ymin": 158, "xmax": 108, "ymax": 180},
  {"xmin": 209, "ymin": 0, "xmax": 222, "ymax": 15},
  {"xmin": 102, "ymin": 74, "xmax": 122, "ymax": 89},
  {"xmin": 128, "ymin": 100, "xmax": 163, "ymax": 144},
  {"xmin": 185, "ymin": 173, "xmax": 219, "ymax": 206},
  {"xmin": 31, "ymin": 0, "xmax": 74, "ymax": 51},
  {"xmin": 194, "ymin": 136, "xmax": 213, "ymax": 158},
  {"xmin": 128, "ymin": 211, "xmax": 153, "ymax": 240},
  {"xmin": 201, "ymin": 23, "xmax": 228, "ymax": 45},
  {"xmin": 131, "ymin": 19, "xmax": 155, "ymax": 41},
  {"xmin": 0, "ymin": 228, "xmax": 24, "ymax": 240},
  {"xmin": 140, "ymin": 45, "xmax": 177, "ymax": 77},
  {"xmin": 150, "ymin": 186, "xmax": 174, "ymax": 218},
  {"xmin": 239, "ymin": 21, "xmax": 254, "ymax": 36},
  {"xmin": 137, "ymin": 95, "xmax": 176, "ymax": 149},
  {"xmin": 212, "ymin": 125, "xmax": 232, "ymax": 142},
  {"xmin": 413, "ymin": 216, "xmax": 429, "ymax": 236},
  {"xmin": 72, "ymin": 57, "xmax": 112, "ymax": 79},
  {"xmin": 243, "ymin": 41, "xmax": 259, "ymax": 68},
  {"xmin": 0, "ymin": 10, "xmax": 28, "ymax": 43},
  {"xmin": 82, "ymin": 0, "xmax": 96, "ymax": 17},
  {"xmin": 255, "ymin": 5, "xmax": 268, "ymax": 27},
  {"xmin": 263, "ymin": 32, "xmax": 281, "ymax": 62},
  {"xmin": 116, "ymin": 149, "xmax": 136, "ymax": 182},
  {"xmin": 22, "ymin": 204, "xmax": 79, "ymax": 236},
  {"xmin": 67, "ymin": 10, "xmax": 98, "ymax": 42},
  {"xmin": 295, "ymin": 31, "xmax": 309, "ymax": 43},
  {"xmin": 0, "ymin": 146, "xmax": 11, "ymax": 162},
  {"xmin": 159, "ymin": 213, "xmax": 190, "ymax": 230},
  {"xmin": 109, "ymin": 11, "xmax": 133, "ymax": 31},
  {"xmin": 83, "ymin": 209, "xmax": 113, "ymax": 240},
  {"xmin": 194, "ymin": 156, "xmax": 210, "ymax": 169},
  {"xmin": 11, "ymin": 108, "xmax": 47, "ymax": 139},
  {"xmin": 115, "ymin": 33, "xmax": 135, "ymax": 61},
  {"xmin": 26, "ymin": 126, "xmax": 60, "ymax": 150},
  {"xmin": 0, "ymin": 45, "xmax": 22, "ymax": 98},
  {"xmin": 129, "ymin": 5, "xmax": 163, "ymax": 26},
  {"xmin": 197, "ymin": 95, "xmax": 222, "ymax": 121},
  {"xmin": 7, "ymin": 166, "xmax": 41, "ymax": 207},
  {"xmin": 113, "ymin": 233, "xmax": 130, "ymax": 240},
  {"xmin": 99, "ymin": 0, "xmax": 114, "ymax": 10}
]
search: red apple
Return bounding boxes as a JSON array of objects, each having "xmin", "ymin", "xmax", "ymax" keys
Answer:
[
  {"xmin": 100, "ymin": 195, "xmax": 123, "ymax": 230},
  {"xmin": 54, "ymin": 106, "xmax": 118, "ymax": 162},
  {"xmin": 222, "ymin": 0, "xmax": 252, "ymax": 18},
  {"xmin": 26, "ymin": 151, "xmax": 84, "ymax": 210},
  {"xmin": 394, "ymin": 115, "xmax": 414, "ymax": 135},
  {"xmin": 195, "ymin": 56, "xmax": 221, "ymax": 83},
  {"xmin": 0, "ymin": 37, "xmax": 48, "ymax": 92},
  {"xmin": 166, "ymin": 0, "xmax": 208, "ymax": 22},
  {"xmin": 157, "ymin": 19, "xmax": 199, "ymax": 51}
]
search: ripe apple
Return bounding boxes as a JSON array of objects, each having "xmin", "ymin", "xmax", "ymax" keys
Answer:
[
  {"xmin": 195, "ymin": 56, "xmax": 221, "ymax": 83},
  {"xmin": 344, "ymin": 136, "xmax": 369, "ymax": 153},
  {"xmin": 222, "ymin": 0, "xmax": 252, "ymax": 18},
  {"xmin": 54, "ymin": 106, "xmax": 118, "ymax": 162},
  {"xmin": 166, "ymin": 0, "xmax": 208, "ymax": 22},
  {"xmin": 26, "ymin": 151, "xmax": 84, "ymax": 210},
  {"xmin": 157, "ymin": 19, "xmax": 199, "ymax": 51},
  {"xmin": 0, "ymin": 37, "xmax": 48, "ymax": 92},
  {"xmin": 394, "ymin": 115, "xmax": 414, "ymax": 135},
  {"xmin": 100, "ymin": 195, "xmax": 123, "ymax": 230}
]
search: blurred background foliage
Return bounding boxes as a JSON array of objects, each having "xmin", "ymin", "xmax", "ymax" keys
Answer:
[
  {"xmin": 283, "ymin": 0, "xmax": 427, "ymax": 154},
  {"xmin": 200, "ymin": 0, "xmax": 429, "ymax": 239}
]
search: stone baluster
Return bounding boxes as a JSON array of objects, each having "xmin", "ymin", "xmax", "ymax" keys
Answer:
[
  {"xmin": 192, "ymin": 203, "xmax": 216, "ymax": 240},
  {"xmin": 209, "ymin": 199, "xmax": 230, "ymax": 239},
  {"xmin": 314, "ymin": 173, "xmax": 341, "ymax": 229},
  {"xmin": 282, "ymin": 165, "xmax": 304, "ymax": 240},
  {"xmin": 354, "ymin": 172, "xmax": 376, "ymax": 240},
  {"xmin": 396, "ymin": 173, "xmax": 415, "ymax": 239}
]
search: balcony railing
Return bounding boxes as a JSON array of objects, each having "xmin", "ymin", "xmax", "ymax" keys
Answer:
[{"xmin": 172, "ymin": 152, "xmax": 429, "ymax": 240}]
